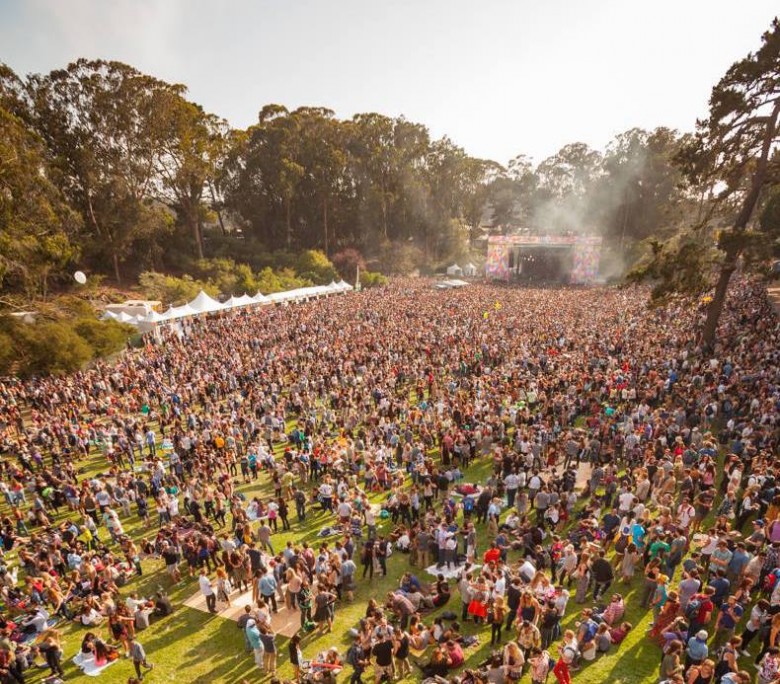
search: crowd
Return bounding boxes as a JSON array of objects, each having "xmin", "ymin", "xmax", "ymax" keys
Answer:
[{"xmin": 0, "ymin": 277, "xmax": 778, "ymax": 684}]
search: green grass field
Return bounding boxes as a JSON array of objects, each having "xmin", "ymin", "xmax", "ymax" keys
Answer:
[{"xmin": 9, "ymin": 419, "xmax": 729, "ymax": 684}]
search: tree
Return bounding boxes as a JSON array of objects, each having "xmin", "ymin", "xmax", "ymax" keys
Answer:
[
  {"xmin": 598, "ymin": 127, "xmax": 688, "ymax": 252},
  {"xmin": 154, "ymin": 95, "xmax": 228, "ymax": 260},
  {"xmin": 680, "ymin": 19, "xmax": 780, "ymax": 348},
  {"xmin": 0, "ymin": 105, "xmax": 80, "ymax": 297},
  {"xmin": 27, "ymin": 60, "xmax": 184, "ymax": 282}
]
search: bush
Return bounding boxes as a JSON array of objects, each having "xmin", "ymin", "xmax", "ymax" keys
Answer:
[
  {"xmin": 73, "ymin": 318, "xmax": 133, "ymax": 358},
  {"xmin": 332, "ymin": 248, "xmax": 366, "ymax": 284},
  {"xmin": 16, "ymin": 321, "xmax": 93, "ymax": 377},
  {"xmin": 360, "ymin": 271, "xmax": 388, "ymax": 288},
  {"xmin": 192, "ymin": 258, "xmax": 259, "ymax": 295},
  {"xmin": 294, "ymin": 250, "xmax": 338, "ymax": 284},
  {"xmin": 138, "ymin": 272, "xmax": 218, "ymax": 306}
]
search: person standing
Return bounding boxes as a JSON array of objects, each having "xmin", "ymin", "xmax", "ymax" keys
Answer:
[
  {"xmin": 199, "ymin": 568, "xmax": 216, "ymax": 613},
  {"xmin": 129, "ymin": 636, "xmax": 154, "ymax": 680},
  {"xmin": 259, "ymin": 570, "xmax": 279, "ymax": 613},
  {"xmin": 257, "ymin": 522, "xmax": 274, "ymax": 555},
  {"xmin": 245, "ymin": 618, "xmax": 265, "ymax": 671}
]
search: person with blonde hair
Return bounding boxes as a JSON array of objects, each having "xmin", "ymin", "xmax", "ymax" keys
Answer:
[
  {"xmin": 490, "ymin": 595, "xmax": 506, "ymax": 645},
  {"xmin": 502, "ymin": 640, "xmax": 524, "ymax": 681}
]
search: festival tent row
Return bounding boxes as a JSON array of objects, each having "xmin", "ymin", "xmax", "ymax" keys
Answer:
[{"xmin": 101, "ymin": 281, "xmax": 353, "ymax": 330}]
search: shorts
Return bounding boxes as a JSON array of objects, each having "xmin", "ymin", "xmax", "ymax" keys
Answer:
[{"xmin": 374, "ymin": 663, "xmax": 393, "ymax": 678}]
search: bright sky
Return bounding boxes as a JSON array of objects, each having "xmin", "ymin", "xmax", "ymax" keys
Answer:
[{"xmin": 1, "ymin": 0, "xmax": 777, "ymax": 165}]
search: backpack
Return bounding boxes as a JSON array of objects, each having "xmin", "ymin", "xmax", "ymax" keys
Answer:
[
  {"xmin": 345, "ymin": 644, "xmax": 361, "ymax": 667},
  {"xmin": 685, "ymin": 596, "xmax": 702, "ymax": 621},
  {"xmin": 582, "ymin": 620, "xmax": 598, "ymax": 643}
]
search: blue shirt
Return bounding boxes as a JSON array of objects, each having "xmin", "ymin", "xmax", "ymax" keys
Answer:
[
  {"xmin": 259, "ymin": 575, "xmax": 277, "ymax": 597},
  {"xmin": 686, "ymin": 636, "xmax": 708, "ymax": 661}
]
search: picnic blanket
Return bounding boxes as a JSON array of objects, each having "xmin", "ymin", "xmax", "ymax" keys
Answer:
[
  {"xmin": 424, "ymin": 562, "xmax": 481, "ymax": 580},
  {"xmin": 73, "ymin": 651, "xmax": 117, "ymax": 676}
]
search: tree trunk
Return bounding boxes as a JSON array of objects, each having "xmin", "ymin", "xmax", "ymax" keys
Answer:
[
  {"xmin": 208, "ymin": 181, "xmax": 227, "ymax": 236},
  {"xmin": 286, "ymin": 197, "xmax": 292, "ymax": 249},
  {"xmin": 323, "ymin": 197, "xmax": 329, "ymax": 256},
  {"xmin": 701, "ymin": 251, "xmax": 736, "ymax": 349},
  {"xmin": 113, "ymin": 251, "xmax": 121, "ymax": 284},
  {"xmin": 381, "ymin": 189, "xmax": 388, "ymax": 240},
  {"xmin": 701, "ymin": 99, "xmax": 780, "ymax": 350},
  {"xmin": 191, "ymin": 214, "xmax": 204, "ymax": 260}
]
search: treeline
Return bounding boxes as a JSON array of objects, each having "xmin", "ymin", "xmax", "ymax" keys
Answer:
[{"xmin": 1, "ymin": 58, "xmax": 711, "ymax": 298}]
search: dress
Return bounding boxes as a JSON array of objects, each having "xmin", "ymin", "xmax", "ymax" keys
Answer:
[
  {"xmin": 313, "ymin": 592, "xmax": 332, "ymax": 622},
  {"xmin": 621, "ymin": 551, "xmax": 637, "ymax": 579},
  {"xmin": 575, "ymin": 571, "xmax": 591, "ymax": 604}
]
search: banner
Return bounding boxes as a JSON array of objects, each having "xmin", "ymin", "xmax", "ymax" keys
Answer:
[{"xmin": 485, "ymin": 243, "xmax": 510, "ymax": 280}]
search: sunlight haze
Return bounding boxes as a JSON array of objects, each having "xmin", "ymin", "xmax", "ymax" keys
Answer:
[{"xmin": 1, "ymin": 0, "xmax": 778, "ymax": 164}]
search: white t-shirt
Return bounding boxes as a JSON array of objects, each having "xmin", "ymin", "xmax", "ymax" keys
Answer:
[{"xmin": 199, "ymin": 575, "xmax": 214, "ymax": 596}]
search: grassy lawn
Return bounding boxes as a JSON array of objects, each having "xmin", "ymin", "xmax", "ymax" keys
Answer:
[{"xmin": 8, "ymin": 406, "xmax": 730, "ymax": 684}]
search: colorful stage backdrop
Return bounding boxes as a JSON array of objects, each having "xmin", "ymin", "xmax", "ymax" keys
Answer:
[{"xmin": 485, "ymin": 235, "xmax": 602, "ymax": 284}]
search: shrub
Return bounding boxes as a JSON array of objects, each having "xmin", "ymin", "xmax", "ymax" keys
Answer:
[
  {"xmin": 73, "ymin": 318, "xmax": 133, "ymax": 358},
  {"xmin": 294, "ymin": 250, "xmax": 338, "ymax": 284},
  {"xmin": 360, "ymin": 271, "xmax": 388, "ymax": 288},
  {"xmin": 193, "ymin": 258, "xmax": 259, "ymax": 295},
  {"xmin": 332, "ymin": 248, "xmax": 366, "ymax": 284},
  {"xmin": 17, "ymin": 321, "xmax": 93, "ymax": 377},
  {"xmin": 138, "ymin": 272, "xmax": 218, "ymax": 306}
]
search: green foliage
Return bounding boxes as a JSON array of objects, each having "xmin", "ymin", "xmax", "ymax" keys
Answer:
[
  {"xmin": 73, "ymin": 318, "xmax": 133, "ymax": 358},
  {"xmin": 359, "ymin": 271, "xmax": 387, "ymax": 288},
  {"xmin": 254, "ymin": 267, "xmax": 311, "ymax": 294},
  {"xmin": 380, "ymin": 242, "xmax": 425, "ymax": 275},
  {"xmin": 0, "ymin": 107, "xmax": 81, "ymax": 296},
  {"xmin": 0, "ymin": 318, "xmax": 91, "ymax": 377},
  {"xmin": 626, "ymin": 233, "xmax": 713, "ymax": 301},
  {"xmin": 192, "ymin": 258, "xmax": 258, "ymax": 295},
  {"xmin": 138, "ymin": 272, "xmax": 218, "ymax": 306},
  {"xmin": 293, "ymin": 250, "xmax": 338, "ymax": 283}
]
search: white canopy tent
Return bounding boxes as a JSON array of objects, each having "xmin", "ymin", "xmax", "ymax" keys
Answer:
[
  {"xmin": 109, "ymin": 277, "xmax": 354, "ymax": 329},
  {"xmin": 188, "ymin": 290, "xmax": 225, "ymax": 314},
  {"xmin": 161, "ymin": 303, "xmax": 198, "ymax": 321},
  {"xmin": 223, "ymin": 294, "xmax": 256, "ymax": 309}
]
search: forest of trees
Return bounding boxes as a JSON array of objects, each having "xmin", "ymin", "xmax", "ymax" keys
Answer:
[
  {"xmin": 0, "ymin": 58, "xmax": 715, "ymax": 297},
  {"xmin": 1, "ymin": 19, "xmax": 779, "ymax": 351}
]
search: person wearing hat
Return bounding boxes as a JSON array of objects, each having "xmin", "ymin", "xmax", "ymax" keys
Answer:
[
  {"xmin": 244, "ymin": 618, "xmax": 265, "ymax": 671},
  {"xmin": 685, "ymin": 630, "xmax": 709, "ymax": 669}
]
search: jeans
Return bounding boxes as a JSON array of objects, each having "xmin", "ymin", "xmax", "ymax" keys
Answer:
[
  {"xmin": 263, "ymin": 593, "xmax": 278, "ymax": 612},
  {"xmin": 205, "ymin": 593, "xmax": 216, "ymax": 612}
]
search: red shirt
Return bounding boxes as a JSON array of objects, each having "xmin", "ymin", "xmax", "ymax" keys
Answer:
[
  {"xmin": 483, "ymin": 548, "xmax": 500, "ymax": 564},
  {"xmin": 553, "ymin": 659, "xmax": 571, "ymax": 684}
]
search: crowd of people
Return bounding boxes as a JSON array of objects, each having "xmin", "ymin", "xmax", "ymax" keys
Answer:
[{"xmin": 0, "ymin": 277, "xmax": 778, "ymax": 684}]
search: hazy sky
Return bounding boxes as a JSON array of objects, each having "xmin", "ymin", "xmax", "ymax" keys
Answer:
[{"xmin": 1, "ymin": 0, "xmax": 777, "ymax": 165}]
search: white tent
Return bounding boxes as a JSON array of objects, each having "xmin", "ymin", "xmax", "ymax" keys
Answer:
[
  {"xmin": 188, "ymin": 290, "xmax": 225, "ymax": 314},
  {"xmin": 141, "ymin": 310, "xmax": 165, "ymax": 324},
  {"xmin": 161, "ymin": 303, "xmax": 198, "ymax": 320},
  {"xmin": 336, "ymin": 279, "xmax": 353, "ymax": 291},
  {"xmin": 223, "ymin": 294, "xmax": 256, "ymax": 309},
  {"xmin": 266, "ymin": 290, "xmax": 295, "ymax": 303},
  {"xmin": 446, "ymin": 264, "xmax": 463, "ymax": 277},
  {"xmin": 463, "ymin": 263, "xmax": 477, "ymax": 277},
  {"xmin": 115, "ymin": 311, "xmax": 135, "ymax": 323},
  {"xmin": 101, "ymin": 311, "xmax": 119, "ymax": 321},
  {"xmin": 252, "ymin": 292, "xmax": 271, "ymax": 305}
]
